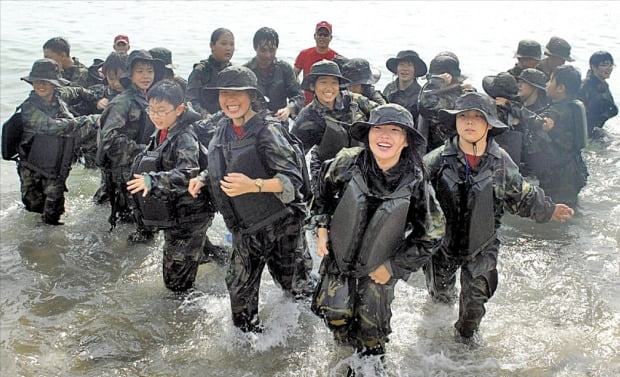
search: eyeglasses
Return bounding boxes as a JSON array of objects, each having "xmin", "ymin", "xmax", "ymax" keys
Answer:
[{"xmin": 145, "ymin": 107, "xmax": 175, "ymax": 117}]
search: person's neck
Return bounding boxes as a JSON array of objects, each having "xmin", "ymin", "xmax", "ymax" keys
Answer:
[
  {"xmin": 522, "ymin": 91, "xmax": 539, "ymax": 107},
  {"xmin": 315, "ymin": 46, "xmax": 329, "ymax": 54},
  {"xmin": 374, "ymin": 156, "xmax": 399, "ymax": 172},
  {"xmin": 551, "ymin": 94, "xmax": 567, "ymax": 103},
  {"xmin": 61, "ymin": 57, "xmax": 73, "ymax": 69},
  {"xmin": 458, "ymin": 137, "xmax": 487, "ymax": 156},
  {"xmin": 232, "ymin": 109, "xmax": 256, "ymax": 126},
  {"xmin": 398, "ymin": 78, "xmax": 414, "ymax": 91},
  {"xmin": 317, "ymin": 97, "xmax": 335, "ymax": 110}
]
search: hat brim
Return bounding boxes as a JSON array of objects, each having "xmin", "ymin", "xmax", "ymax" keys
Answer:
[
  {"xmin": 514, "ymin": 52, "xmax": 541, "ymax": 60},
  {"xmin": 386, "ymin": 56, "xmax": 428, "ymax": 77},
  {"xmin": 517, "ymin": 77, "xmax": 546, "ymax": 90},
  {"xmin": 544, "ymin": 49, "xmax": 575, "ymax": 62},
  {"xmin": 21, "ymin": 76, "xmax": 70, "ymax": 87},
  {"xmin": 440, "ymin": 108, "xmax": 508, "ymax": 136},
  {"xmin": 203, "ymin": 86, "xmax": 265, "ymax": 99},
  {"xmin": 350, "ymin": 119, "xmax": 425, "ymax": 144},
  {"xmin": 300, "ymin": 73, "xmax": 351, "ymax": 91}
]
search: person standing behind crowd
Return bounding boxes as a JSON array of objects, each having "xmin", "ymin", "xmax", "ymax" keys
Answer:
[
  {"xmin": 96, "ymin": 50, "xmax": 164, "ymax": 240},
  {"xmin": 150, "ymin": 47, "xmax": 188, "ymax": 95},
  {"xmin": 186, "ymin": 28, "xmax": 234, "ymax": 118},
  {"xmin": 424, "ymin": 92, "xmax": 574, "ymax": 342},
  {"xmin": 578, "ymin": 50, "xmax": 618, "ymax": 139},
  {"xmin": 536, "ymin": 36, "xmax": 574, "ymax": 78},
  {"xmin": 188, "ymin": 66, "xmax": 313, "ymax": 333},
  {"xmin": 113, "ymin": 34, "xmax": 130, "ymax": 55},
  {"xmin": 43, "ymin": 37, "xmax": 97, "ymax": 88},
  {"xmin": 244, "ymin": 27, "xmax": 304, "ymax": 122},
  {"xmin": 311, "ymin": 104, "xmax": 445, "ymax": 374},
  {"xmin": 507, "ymin": 39, "xmax": 542, "ymax": 78},
  {"xmin": 342, "ymin": 58, "xmax": 387, "ymax": 105},
  {"xmin": 127, "ymin": 80, "xmax": 211, "ymax": 292},
  {"xmin": 383, "ymin": 50, "xmax": 427, "ymax": 122},
  {"xmin": 294, "ymin": 21, "xmax": 340, "ymax": 105}
]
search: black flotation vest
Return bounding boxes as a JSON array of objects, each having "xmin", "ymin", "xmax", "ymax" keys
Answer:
[
  {"xmin": 315, "ymin": 117, "xmax": 363, "ymax": 162},
  {"xmin": 330, "ymin": 168, "xmax": 416, "ymax": 277},
  {"xmin": 2, "ymin": 104, "xmax": 23, "ymax": 161}
]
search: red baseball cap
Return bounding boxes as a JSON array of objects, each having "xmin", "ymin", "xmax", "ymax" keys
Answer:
[
  {"xmin": 114, "ymin": 35, "xmax": 129, "ymax": 45},
  {"xmin": 315, "ymin": 21, "xmax": 332, "ymax": 34}
]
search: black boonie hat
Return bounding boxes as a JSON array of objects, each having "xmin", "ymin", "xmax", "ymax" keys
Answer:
[
  {"xmin": 514, "ymin": 39, "xmax": 542, "ymax": 60},
  {"xmin": 149, "ymin": 47, "xmax": 178, "ymax": 69},
  {"xmin": 517, "ymin": 68, "xmax": 548, "ymax": 90},
  {"xmin": 342, "ymin": 58, "xmax": 381, "ymax": 86},
  {"xmin": 440, "ymin": 92, "xmax": 509, "ymax": 137},
  {"xmin": 350, "ymin": 103, "xmax": 425, "ymax": 148},
  {"xmin": 21, "ymin": 58, "xmax": 70, "ymax": 87},
  {"xmin": 119, "ymin": 49, "xmax": 165, "ymax": 88},
  {"xmin": 300, "ymin": 59, "xmax": 351, "ymax": 91},
  {"xmin": 386, "ymin": 50, "xmax": 427, "ymax": 77},
  {"xmin": 428, "ymin": 54, "xmax": 462, "ymax": 81},
  {"xmin": 482, "ymin": 72, "xmax": 518, "ymax": 100},
  {"xmin": 204, "ymin": 65, "xmax": 264, "ymax": 96},
  {"xmin": 544, "ymin": 36, "xmax": 574, "ymax": 62}
]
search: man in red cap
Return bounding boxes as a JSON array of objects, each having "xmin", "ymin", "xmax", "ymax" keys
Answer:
[
  {"xmin": 113, "ymin": 34, "xmax": 130, "ymax": 55},
  {"xmin": 294, "ymin": 21, "xmax": 340, "ymax": 104}
]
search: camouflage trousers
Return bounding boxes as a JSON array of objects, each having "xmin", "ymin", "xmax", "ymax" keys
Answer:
[
  {"xmin": 17, "ymin": 164, "xmax": 67, "ymax": 224},
  {"xmin": 226, "ymin": 214, "xmax": 313, "ymax": 331},
  {"xmin": 312, "ymin": 258, "xmax": 396, "ymax": 354},
  {"xmin": 162, "ymin": 218, "xmax": 209, "ymax": 292}
]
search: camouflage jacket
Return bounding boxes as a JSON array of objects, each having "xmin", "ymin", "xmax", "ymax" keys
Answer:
[
  {"xmin": 312, "ymin": 146, "xmax": 445, "ymax": 280},
  {"xmin": 97, "ymin": 84, "xmax": 151, "ymax": 168},
  {"xmin": 507, "ymin": 63, "xmax": 524, "ymax": 78},
  {"xmin": 244, "ymin": 57, "xmax": 304, "ymax": 117},
  {"xmin": 383, "ymin": 79, "xmax": 422, "ymax": 120},
  {"xmin": 186, "ymin": 55, "xmax": 231, "ymax": 117},
  {"xmin": 62, "ymin": 57, "xmax": 92, "ymax": 88},
  {"xmin": 539, "ymin": 98, "xmax": 582, "ymax": 166},
  {"xmin": 578, "ymin": 70, "xmax": 618, "ymax": 134}
]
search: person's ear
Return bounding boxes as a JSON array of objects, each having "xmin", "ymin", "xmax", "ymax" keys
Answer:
[{"xmin": 175, "ymin": 104, "xmax": 185, "ymax": 116}]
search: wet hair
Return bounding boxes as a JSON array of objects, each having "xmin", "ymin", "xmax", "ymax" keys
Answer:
[
  {"xmin": 210, "ymin": 28, "xmax": 234, "ymax": 45},
  {"xmin": 589, "ymin": 51, "xmax": 614, "ymax": 67},
  {"xmin": 43, "ymin": 37, "xmax": 70, "ymax": 56},
  {"xmin": 253, "ymin": 27, "xmax": 279, "ymax": 49},
  {"xmin": 103, "ymin": 52, "xmax": 127, "ymax": 73},
  {"xmin": 550, "ymin": 65, "xmax": 581, "ymax": 98},
  {"xmin": 147, "ymin": 79, "xmax": 184, "ymax": 108}
]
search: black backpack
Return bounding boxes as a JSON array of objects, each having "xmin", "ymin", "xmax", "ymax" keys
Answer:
[{"xmin": 2, "ymin": 105, "xmax": 23, "ymax": 161}]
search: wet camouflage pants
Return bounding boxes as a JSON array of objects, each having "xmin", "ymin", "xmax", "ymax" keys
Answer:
[
  {"xmin": 226, "ymin": 215, "xmax": 312, "ymax": 330},
  {"xmin": 312, "ymin": 258, "xmax": 396, "ymax": 354},
  {"xmin": 162, "ymin": 218, "xmax": 209, "ymax": 292},
  {"xmin": 17, "ymin": 164, "xmax": 66, "ymax": 223}
]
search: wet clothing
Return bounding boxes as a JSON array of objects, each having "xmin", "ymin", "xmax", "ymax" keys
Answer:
[
  {"xmin": 17, "ymin": 89, "xmax": 97, "ymax": 224},
  {"xmin": 311, "ymin": 147, "xmax": 445, "ymax": 353},
  {"xmin": 186, "ymin": 55, "xmax": 231, "ymax": 117},
  {"xmin": 578, "ymin": 70, "xmax": 618, "ymax": 137},
  {"xmin": 535, "ymin": 58, "xmax": 557, "ymax": 78},
  {"xmin": 424, "ymin": 136, "xmax": 557, "ymax": 337},
  {"xmin": 62, "ymin": 57, "xmax": 96, "ymax": 88},
  {"xmin": 294, "ymin": 47, "xmax": 339, "ymax": 104},
  {"xmin": 244, "ymin": 57, "xmax": 304, "ymax": 118},
  {"xmin": 507, "ymin": 63, "xmax": 525, "ymax": 78},
  {"xmin": 383, "ymin": 79, "xmax": 422, "ymax": 122},
  {"xmin": 291, "ymin": 91, "xmax": 377, "ymax": 186}
]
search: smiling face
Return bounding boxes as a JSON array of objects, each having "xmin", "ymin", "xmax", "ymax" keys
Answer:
[
  {"xmin": 396, "ymin": 60, "xmax": 415, "ymax": 83},
  {"xmin": 368, "ymin": 124, "xmax": 409, "ymax": 171},
  {"xmin": 211, "ymin": 32, "xmax": 235, "ymax": 63},
  {"xmin": 32, "ymin": 80, "xmax": 56, "ymax": 102},
  {"xmin": 310, "ymin": 75, "xmax": 340, "ymax": 108},
  {"xmin": 130, "ymin": 61, "xmax": 155, "ymax": 91},
  {"xmin": 219, "ymin": 89, "xmax": 255, "ymax": 126},
  {"xmin": 455, "ymin": 110, "xmax": 491, "ymax": 144},
  {"xmin": 147, "ymin": 99, "xmax": 183, "ymax": 130},
  {"xmin": 314, "ymin": 28, "xmax": 332, "ymax": 50}
]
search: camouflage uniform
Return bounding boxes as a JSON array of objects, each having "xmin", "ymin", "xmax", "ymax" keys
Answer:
[
  {"xmin": 383, "ymin": 79, "xmax": 422, "ymax": 121},
  {"xmin": 186, "ymin": 56, "xmax": 231, "ymax": 117},
  {"xmin": 244, "ymin": 57, "xmax": 304, "ymax": 117},
  {"xmin": 578, "ymin": 69, "xmax": 618, "ymax": 137},
  {"xmin": 311, "ymin": 147, "xmax": 445, "ymax": 354},
  {"xmin": 424, "ymin": 136, "xmax": 557, "ymax": 337},
  {"xmin": 61, "ymin": 57, "xmax": 94, "ymax": 88}
]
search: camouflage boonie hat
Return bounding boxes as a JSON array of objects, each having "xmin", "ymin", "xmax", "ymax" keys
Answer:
[
  {"xmin": 514, "ymin": 39, "xmax": 542, "ymax": 60},
  {"xmin": 149, "ymin": 47, "xmax": 178, "ymax": 69},
  {"xmin": 21, "ymin": 58, "xmax": 70, "ymax": 87},
  {"xmin": 428, "ymin": 54, "xmax": 463, "ymax": 82},
  {"xmin": 544, "ymin": 36, "xmax": 574, "ymax": 62},
  {"xmin": 119, "ymin": 49, "xmax": 165, "ymax": 88},
  {"xmin": 342, "ymin": 58, "xmax": 381, "ymax": 86},
  {"xmin": 350, "ymin": 103, "xmax": 425, "ymax": 146},
  {"xmin": 517, "ymin": 68, "xmax": 548, "ymax": 90},
  {"xmin": 385, "ymin": 50, "xmax": 427, "ymax": 77},
  {"xmin": 204, "ymin": 66, "xmax": 264, "ymax": 96},
  {"xmin": 440, "ymin": 92, "xmax": 509, "ymax": 137},
  {"xmin": 482, "ymin": 72, "xmax": 518, "ymax": 100},
  {"xmin": 301, "ymin": 59, "xmax": 351, "ymax": 90}
]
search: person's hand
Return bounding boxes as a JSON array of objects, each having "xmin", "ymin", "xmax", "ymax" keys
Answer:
[
  {"xmin": 188, "ymin": 177, "xmax": 205, "ymax": 198},
  {"xmin": 369, "ymin": 264, "xmax": 391, "ymax": 285},
  {"xmin": 274, "ymin": 107, "xmax": 291, "ymax": 122},
  {"xmin": 439, "ymin": 72, "xmax": 452, "ymax": 85},
  {"xmin": 543, "ymin": 117, "xmax": 555, "ymax": 132},
  {"xmin": 127, "ymin": 174, "xmax": 148, "ymax": 197},
  {"xmin": 495, "ymin": 97, "xmax": 509, "ymax": 107},
  {"xmin": 551, "ymin": 203, "xmax": 574, "ymax": 222},
  {"xmin": 96, "ymin": 98, "xmax": 109, "ymax": 110},
  {"xmin": 317, "ymin": 227, "xmax": 329, "ymax": 257},
  {"xmin": 220, "ymin": 172, "xmax": 255, "ymax": 197}
]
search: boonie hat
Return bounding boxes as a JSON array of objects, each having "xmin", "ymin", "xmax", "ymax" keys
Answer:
[
  {"xmin": 428, "ymin": 54, "xmax": 462, "ymax": 82},
  {"xmin": 204, "ymin": 66, "xmax": 264, "ymax": 96},
  {"xmin": 119, "ymin": 49, "xmax": 165, "ymax": 88},
  {"xmin": 386, "ymin": 50, "xmax": 427, "ymax": 77},
  {"xmin": 514, "ymin": 39, "xmax": 542, "ymax": 60},
  {"xmin": 21, "ymin": 58, "xmax": 70, "ymax": 87},
  {"xmin": 544, "ymin": 36, "xmax": 574, "ymax": 62},
  {"xmin": 342, "ymin": 58, "xmax": 381, "ymax": 86},
  {"xmin": 517, "ymin": 68, "xmax": 548, "ymax": 90},
  {"xmin": 440, "ymin": 92, "xmax": 509, "ymax": 137},
  {"xmin": 114, "ymin": 34, "xmax": 129, "ymax": 45},
  {"xmin": 149, "ymin": 47, "xmax": 178, "ymax": 69},
  {"xmin": 482, "ymin": 72, "xmax": 519, "ymax": 100},
  {"xmin": 350, "ymin": 103, "xmax": 425, "ymax": 145},
  {"xmin": 301, "ymin": 59, "xmax": 351, "ymax": 91},
  {"xmin": 315, "ymin": 21, "xmax": 332, "ymax": 33}
]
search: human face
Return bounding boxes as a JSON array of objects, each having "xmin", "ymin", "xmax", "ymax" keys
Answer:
[
  {"xmin": 106, "ymin": 68, "xmax": 124, "ymax": 92},
  {"xmin": 368, "ymin": 124, "xmax": 409, "ymax": 171},
  {"xmin": 517, "ymin": 79, "xmax": 536, "ymax": 100},
  {"xmin": 517, "ymin": 57, "xmax": 539, "ymax": 69},
  {"xmin": 314, "ymin": 28, "xmax": 332, "ymax": 50},
  {"xmin": 310, "ymin": 75, "xmax": 340, "ymax": 107},
  {"xmin": 146, "ymin": 99, "xmax": 183, "ymax": 130},
  {"xmin": 547, "ymin": 55, "xmax": 565, "ymax": 70},
  {"xmin": 130, "ymin": 61, "xmax": 155, "ymax": 91},
  {"xmin": 456, "ymin": 110, "xmax": 491, "ymax": 144},
  {"xmin": 255, "ymin": 40, "xmax": 277, "ymax": 69},
  {"xmin": 114, "ymin": 42, "xmax": 129, "ymax": 55},
  {"xmin": 592, "ymin": 61, "xmax": 614, "ymax": 81},
  {"xmin": 348, "ymin": 84, "xmax": 363, "ymax": 94},
  {"xmin": 545, "ymin": 76, "xmax": 564, "ymax": 102},
  {"xmin": 43, "ymin": 49, "xmax": 64, "ymax": 66},
  {"xmin": 32, "ymin": 80, "xmax": 55, "ymax": 102},
  {"xmin": 211, "ymin": 32, "xmax": 235, "ymax": 63},
  {"xmin": 219, "ymin": 89, "xmax": 254, "ymax": 126},
  {"xmin": 396, "ymin": 61, "xmax": 415, "ymax": 83}
]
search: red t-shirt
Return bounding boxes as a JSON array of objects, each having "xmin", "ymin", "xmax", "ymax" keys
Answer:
[
  {"xmin": 465, "ymin": 153, "xmax": 481, "ymax": 169},
  {"xmin": 294, "ymin": 47, "xmax": 338, "ymax": 104}
]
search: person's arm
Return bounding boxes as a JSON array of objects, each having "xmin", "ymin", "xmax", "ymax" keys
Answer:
[
  {"xmin": 278, "ymin": 63, "xmax": 304, "ymax": 119},
  {"xmin": 186, "ymin": 64, "xmax": 208, "ymax": 117},
  {"xmin": 290, "ymin": 107, "xmax": 325, "ymax": 154},
  {"xmin": 20, "ymin": 101, "xmax": 95, "ymax": 138},
  {"xmin": 99, "ymin": 97, "xmax": 143, "ymax": 166}
]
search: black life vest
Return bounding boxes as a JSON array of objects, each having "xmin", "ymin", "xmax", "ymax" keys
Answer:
[
  {"xmin": 2, "ymin": 105, "xmax": 23, "ymax": 161},
  {"xmin": 207, "ymin": 121, "xmax": 291, "ymax": 233},
  {"xmin": 568, "ymin": 99, "xmax": 588, "ymax": 150},
  {"xmin": 330, "ymin": 168, "xmax": 415, "ymax": 277},
  {"xmin": 20, "ymin": 132, "xmax": 75, "ymax": 180}
]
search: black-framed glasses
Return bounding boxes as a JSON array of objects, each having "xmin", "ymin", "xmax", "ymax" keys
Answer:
[{"xmin": 145, "ymin": 107, "xmax": 175, "ymax": 117}]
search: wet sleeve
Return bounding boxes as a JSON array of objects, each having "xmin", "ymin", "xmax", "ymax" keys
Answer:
[
  {"xmin": 20, "ymin": 101, "xmax": 83, "ymax": 137},
  {"xmin": 291, "ymin": 107, "xmax": 325, "ymax": 154},
  {"xmin": 283, "ymin": 63, "xmax": 304, "ymax": 116},
  {"xmin": 99, "ymin": 99, "xmax": 142, "ymax": 166},
  {"xmin": 186, "ymin": 65, "xmax": 208, "ymax": 117}
]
